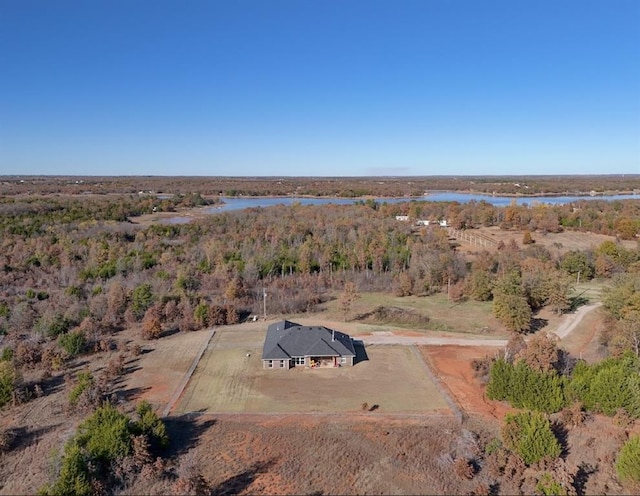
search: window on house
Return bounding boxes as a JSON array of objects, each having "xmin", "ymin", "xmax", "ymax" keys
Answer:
[
  {"xmin": 268, "ymin": 360, "xmax": 273, "ymax": 368},
  {"xmin": 340, "ymin": 357, "xmax": 347, "ymax": 365},
  {"xmin": 294, "ymin": 357, "xmax": 305, "ymax": 365}
]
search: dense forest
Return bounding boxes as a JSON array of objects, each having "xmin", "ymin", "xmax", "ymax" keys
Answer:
[{"xmin": 1, "ymin": 192, "xmax": 639, "ymax": 352}]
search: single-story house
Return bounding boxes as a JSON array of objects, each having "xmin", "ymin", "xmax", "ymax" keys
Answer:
[
  {"xmin": 415, "ymin": 219, "xmax": 449, "ymax": 227},
  {"xmin": 261, "ymin": 320, "xmax": 356, "ymax": 369}
]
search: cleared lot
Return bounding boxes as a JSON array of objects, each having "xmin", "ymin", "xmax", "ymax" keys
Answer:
[{"xmin": 173, "ymin": 327, "xmax": 449, "ymax": 414}]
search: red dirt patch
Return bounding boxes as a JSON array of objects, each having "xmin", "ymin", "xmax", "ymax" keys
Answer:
[{"xmin": 421, "ymin": 345, "xmax": 513, "ymax": 420}]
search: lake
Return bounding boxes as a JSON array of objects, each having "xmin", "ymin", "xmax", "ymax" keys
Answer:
[
  {"xmin": 158, "ymin": 191, "xmax": 638, "ymax": 224},
  {"xmin": 205, "ymin": 192, "xmax": 639, "ymax": 213}
]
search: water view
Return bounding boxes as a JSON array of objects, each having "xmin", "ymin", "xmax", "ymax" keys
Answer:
[{"xmin": 205, "ymin": 191, "xmax": 639, "ymax": 214}]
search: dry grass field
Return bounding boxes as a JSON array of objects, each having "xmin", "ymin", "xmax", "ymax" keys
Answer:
[
  {"xmin": 459, "ymin": 226, "xmax": 636, "ymax": 256},
  {"xmin": 119, "ymin": 328, "xmax": 213, "ymax": 409},
  {"xmin": 319, "ymin": 292, "xmax": 507, "ymax": 336},
  {"xmin": 173, "ymin": 327, "xmax": 450, "ymax": 415}
]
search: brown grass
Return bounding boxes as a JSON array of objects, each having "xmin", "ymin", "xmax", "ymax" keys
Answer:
[
  {"xmin": 174, "ymin": 328, "xmax": 449, "ymax": 414},
  {"xmin": 163, "ymin": 414, "xmax": 493, "ymax": 496},
  {"xmin": 456, "ymin": 226, "xmax": 636, "ymax": 257}
]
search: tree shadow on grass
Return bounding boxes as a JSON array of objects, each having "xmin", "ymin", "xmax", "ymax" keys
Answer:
[
  {"xmin": 35, "ymin": 373, "xmax": 65, "ymax": 395},
  {"xmin": 574, "ymin": 462, "xmax": 596, "ymax": 496},
  {"xmin": 530, "ymin": 317, "xmax": 549, "ymax": 333},
  {"xmin": 113, "ymin": 386, "xmax": 150, "ymax": 402},
  {"xmin": 211, "ymin": 459, "xmax": 277, "ymax": 496},
  {"xmin": 568, "ymin": 295, "xmax": 590, "ymax": 313},
  {"xmin": 163, "ymin": 414, "xmax": 217, "ymax": 457},
  {"xmin": 551, "ymin": 420, "xmax": 570, "ymax": 458},
  {"xmin": 9, "ymin": 424, "xmax": 61, "ymax": 452},
  {"xmin": 160, "ymin": 327, "xmax": 180, "ymax": 339}
]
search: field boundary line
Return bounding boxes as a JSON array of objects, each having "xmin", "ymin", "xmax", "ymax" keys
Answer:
[
  {"xmin": 411, "ymin": 345, "xmax": 466, "ymax": 424},
  {"xmin": 175, "ymin": 411, "xmax": 456, "ymax": 421},
  {"xmin": 162, "ymin": 328, "xmax": 216, "ymax": 418}
]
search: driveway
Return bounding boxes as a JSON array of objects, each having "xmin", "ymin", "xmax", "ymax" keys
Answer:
[{"xmin": 361, "ymin": 303, "xmax": 602, "ymax": 347}]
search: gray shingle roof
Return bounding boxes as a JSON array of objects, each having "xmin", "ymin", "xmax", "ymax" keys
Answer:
[{"xmin": 262, "ymin": 321, "xmax": 356, "ymax": 360}]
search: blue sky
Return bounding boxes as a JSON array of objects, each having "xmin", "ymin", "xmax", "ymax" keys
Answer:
[{"xmin": 1, "ymin": 0, "xmax": 639, "ymax": 176}]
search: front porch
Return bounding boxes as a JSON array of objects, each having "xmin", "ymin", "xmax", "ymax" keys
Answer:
[{"xmin": 309, "ymin": 356, "xmax": 339, "ymax": 368}]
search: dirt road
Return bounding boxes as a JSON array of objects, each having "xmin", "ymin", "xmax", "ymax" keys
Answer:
[
  {"xmin": 361, "ymin": 303, "xmax": 602, "ymax": 347},
  {"xmin": 550, "ymin": 303, "xmax": 602, "ymax": 339}
]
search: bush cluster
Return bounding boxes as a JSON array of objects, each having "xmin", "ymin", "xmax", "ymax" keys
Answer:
[
  {"xmin": 42, "ymin": 401, "xmax": 168, "ymax": 495},
  {"xmin": 501, "ymin": 411, "xmax": 561, "ymax": 465},
  {"xmin": 487, "ymin": 352, "xmax": 640, "ymax": 418},
  {"xmin": 486, "ymin": 358, "xmax": 567, "ymax": 413}
]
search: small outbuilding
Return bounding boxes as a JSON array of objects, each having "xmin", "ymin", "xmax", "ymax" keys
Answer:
[{"xmin": 261, "ymin": 320, "xmax": 356, "ymax": 369}]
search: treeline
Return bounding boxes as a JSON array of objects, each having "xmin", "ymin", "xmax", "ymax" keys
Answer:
[
  {"xmin": 2, "ymin": 174, "xmax": 640, "ymax": 197},
  {"xmin": 0, "ymin": 192, "xmax": 214, "ymax": 236}
]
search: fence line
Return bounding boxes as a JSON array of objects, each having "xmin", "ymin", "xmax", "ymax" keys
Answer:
[{"xmin": 447, "ymin": 227, "xmax": 498, "ymax": 248}]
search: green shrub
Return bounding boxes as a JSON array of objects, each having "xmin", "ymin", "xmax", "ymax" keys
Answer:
[
  {"xmin": 0, "ymin": 348, "xmax": 13, "ymax": 362},
  {"xmin": 44, "ymin": 444, "xmax": 92, "ymax": 496},
  {"xmin": 134, "ymin": 400, "xmax": 169, "ymax": 449},
  {"xmin": 65, "ymin": 286, "xmax": 84, "ymax": 299},
  {"xmin": 486, "ymin": 359, "xmax": 567, "ymax": 413},
  {"xmin": 617, "ymin": 436, "xmax": 640, "ymax": 482},
  {"xmin": 75, "ymin": 403, "xmax": 132, "ymax": 465},
  {"xmin": 43, "ymin": 401, "xmax": 170, "ymax": 494},
  {"xmin": 130, "ymin": 283, "xmax": 154, "ymax": 319},
  {"xmin": 536, "ymin": 473, "xmax": 568, "ymax": 496},
  {"xmin": 0, "ymin": 361, "xmax": 18, "ymax": 408},
  {"xmin": 37, "ymin": 314, "xmax": 72, "ymax": 339},
  {"xmin": 69, "ymin": 372, "xmax": 94, "ymax": 406},
  {"xmin": 569, "ymin": 353, "xmax": 640, "ymax": 418},
  {"xmin": 501, "ymin": 411, "xmax": 561, "ymax": 465},
  {"xmin": 193, "ymin": 302, "xmax": 209, "ymax": 328},
  {"xmin": 96, "ymin": 260, "xmax": 117, "ymax": 280},
  {"xmin": 58, "ymin": 331, "xmax": 86, "ymax": 358}
]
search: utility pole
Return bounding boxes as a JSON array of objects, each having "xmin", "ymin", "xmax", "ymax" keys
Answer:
[
  {"xmin": 263, "ymin": 288, "xmax": 267, "ymax": 320},
  {"xmin": 576, "ymin": 270, "xmax": 581, "ymax": 285}
]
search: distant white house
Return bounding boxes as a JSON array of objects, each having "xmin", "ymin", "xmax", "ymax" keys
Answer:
[
  {"xmin": 397, "ymin": 216, "xmax": 449, "ymax": 227},
  {"xmin": 415, "ymin": 219, "xmax": 449, "ymax": 227}
]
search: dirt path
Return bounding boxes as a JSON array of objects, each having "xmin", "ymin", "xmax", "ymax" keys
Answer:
[
  {"xmin": 362, "ymin": 303, "xmax": 601, "ymax": 347},
  {"xmin": 550, "ymin": 302, "xmax": 602, "ymax": 340},
  {"xmin": 362, "ymin": 334, "xmax": 508, "ymax": 346}
]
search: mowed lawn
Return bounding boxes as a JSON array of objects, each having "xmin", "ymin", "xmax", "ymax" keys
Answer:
[{"xmin": 173, "ymin": 327, "xmax": 449, "ymax": 414}]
